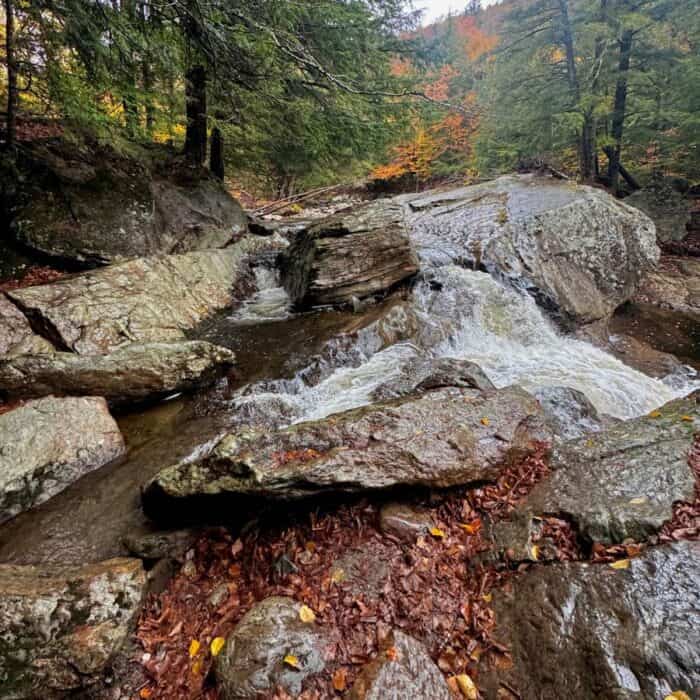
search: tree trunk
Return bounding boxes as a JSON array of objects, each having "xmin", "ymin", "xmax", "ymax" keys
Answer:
[
  {"xmin": 209, "ymin": 127, "xmax": 224, "ymax": 180},
  {"xmin": 580, "ymin": 112, "xmax": 596, "ymax": 181},
  {"xmin": 143, "ymin": 61, "xmax": 155, "ymax": 135},
  {"xmin": 4, "ymin": 0, "xmax": 17, "ymax": 151},
  {"xmin": 184, "ymin": 65, "xmax": 207, "ymax": 165},
  {"xmin": 608, "ymin": 29, "xmax": 633, "ymax": 195}
]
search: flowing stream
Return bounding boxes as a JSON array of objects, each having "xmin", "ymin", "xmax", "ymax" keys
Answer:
[{"xmin": 0, "ymin": 254, "xmax": 695, "ymax": 567}]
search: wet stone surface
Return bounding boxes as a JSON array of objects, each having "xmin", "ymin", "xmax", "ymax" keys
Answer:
[
  {"xmin": 215, "ymin": 596, "xmax": 337, "ymax": 699},
  {"xmin": 484, "ymin": 541, "xmax": 700, "ymax": 700}
]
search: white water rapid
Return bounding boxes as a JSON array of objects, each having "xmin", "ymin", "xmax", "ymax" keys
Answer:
[{"xmin": 231, "ymin": 263, "xmax": 696, "ymax": 426}]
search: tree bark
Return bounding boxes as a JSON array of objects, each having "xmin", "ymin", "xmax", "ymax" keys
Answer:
[
  {"xmin": 184, "ymin": 65, "xmax": 207, "ymax": 165},
  {"xmin": 608, "ymin": 29, "xmax": 633, "ymax": 195},
  {"xmin": 209, "ymin": 126, "xmax": 224, "ymax": 180},
  {"xmin": 4, "ymin": 0, "xmax": 17, "ymax": 150}
]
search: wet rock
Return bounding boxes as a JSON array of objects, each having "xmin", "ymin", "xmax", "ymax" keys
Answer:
[
  {"xmin": 533, "ymin": 385, "xmax": 615, "ymax": 441},
  {"xmin": 372, "ymin": 357, "xmax": 495, "ymax": 401},
  {"xmin": 11, "ymin": 140, "xmax": 247, "ymax": 266},
  {"xmin": 626, "ymin": 176, "xmax": 692, "ymax": 243},
  {"xmin": 0, "ymin": 396, "xmax": 125, "ymax": 524},
  {"xmin": 483, "ymin": 542, "xmax": 700, "ymax": 700},
  {"xmin": 525, "ymin": 391, "xmax": 698, "ymax": 544},
  {"xmin": 215, "ymin": 596, "xmax": 336, "ymax": 698},
  {"xmin": 0, "ymin": 557, "xmax": 146, "ymax": 699},
  {"xmin": 379, "ymin": 502, "xmax": 434, "ymax": 542},
  {"xmin": 0, "ymin": 294, "xmax": 54, "ymax": 356},
  {"xmin": 401, "ymin": 174, "xmax": 659, "ymax": 325},
  {"xmin": 122, "ymin": 528, "xmax": 199, "ymax": 562},
  {"xmin": 282, "ymin": 200, "xmax": 419, "ymax": 308},
  {"xmin": 7, "ymin": 238, "xmax": 275, "ymax": 354},
  {"xmin": 0, "ymin": 341, "xmax": 236, "ymax": 404},
  {"xmin": 349, "ymin": 630, "xmax": 451, "ymax": 700},
  {"xmin": 144, "ymin": 386, "xmax": 548, "ymax": 516},
  {"xmin": 634, "ymin": 256, "xmax": 700, "ymax": 319}
]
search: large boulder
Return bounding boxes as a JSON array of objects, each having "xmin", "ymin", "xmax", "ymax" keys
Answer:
[
  {"xmin": 0, "ymin": 557, "xmax": 147, "ymax": 699},
  {"xmin": 215, "ymin": 596, "xmax": 336, "ymax": 698},
  {"xmin": 7, "ymin": 237, "xmax": 275, "ymax": 354},
  {"xmin": 9, "ymin": 140, "xmax": 247, "ymax": 266},
  {"xmin": 523, "ymin": 391, "xmax": 698, "ymax": 544},
  {"xmin": 349, "ymin": 630, "xmax": 451, "ymax": 700},
  {"xmin": 0, "ymin": 341, "xmax": 235, "ymax": 404},
  {"xmin": 626, "ymin": 176, "xmax": 692, "ymax": 243},
  {"xmin": 0, "ymin": 295, "xmax": 54, "ymax": 356},
  {"xmin": 0, "ymin": 396, "xmax": 125, "ymax": 524},
  {"xmin": 401, "ymin": 174, "xmax": 659, "ymax": 325},
  {"xmin": 483, "ymin": 542, "xmax": 700, "ymax": 700},
  {"xmin": 282, "ymin": 200, "xmax": 419, "ymax": 308},
  {"xmin": 144, "ymin": 385, "xmax": 547, "ymax": 517}
]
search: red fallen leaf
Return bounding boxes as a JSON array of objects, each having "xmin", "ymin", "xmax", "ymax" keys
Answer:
[{"xmin": 385, "ymin": 646, "xmax": 398, "ymax": 661}]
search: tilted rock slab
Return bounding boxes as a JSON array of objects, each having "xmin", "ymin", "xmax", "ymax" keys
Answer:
[
  {"xmin": 0, "ymin": 341, "xmax": 235, "ymax": 404},
  {"xmin": 483, "ymin": 542, "xmax": 700, "ymax": 700},
  {"xmin": 401, "ymin": 174, "xmax": 658, "ymax": 325},
  {"xmin": 282, "ymin": 199, "xmax": 419, "ymax": 308},
  {"xmin": 216, "ymin": 596, "xmax": 337, "ymax": 699},
  {"xmin": 0, "ymin": 396, "xmax": 125, "ymax": 524},
  {"xmin": 144, "ymin": 386, "xmax": 547, "ymax": 514},
  {"xmin": 633, "ymin": 256, "xmax": 700, "ymax": 319},
  {"xmin": 6, "ymin": 237, "xmax": 275, "ymax": 355},
  {"xmin": 0, "ymin": 295, "xmax": 54, "ymax": 356},
  {"xmin": 349, "ymin": 630, "xmax": 451, "ymax": 700},
  {"xmin": 524, "ymin": 390, "xmax": 698, "ymax": 544},
  {"xmin": 0, "ymin": 557, "xmax": 147, "ymax": 699}
]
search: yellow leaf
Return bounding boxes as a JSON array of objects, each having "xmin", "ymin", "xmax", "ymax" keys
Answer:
[
  {"xmin": 299, "ymin": 604, "xmax": 316, "ymax": 623},
  {"xmin": 648, "ymin": 410, "xmax": 662, "ymax": 418},
  {"xmin": 628, "ymin": 497, "xmax": 648, "ymax": 505},
  {"xmin": 680, "ymin": 415, "xmax": 693, "ymax": 422},
  {"xmin": 191, "ymin": 658, "xmax": 202, "ymax": 675},
  {"xmin": 284, "ymin": 654, "xmax": 300, "ymax": 669},
  {"xmin": 664, "ymin": 692, "xmax": 691, "ymax": 700},
  {"xmin": 210, "ymin": 637, "xmax": 226, "ymax": 657},
  {"xmin": 609, "ymin": 559, "xmax": 630, "ymax": 570},
  {"xmin": 331, "ymin": 568, "xmax": 345, "ymax": 584},
  {"xmin": 482, "ymin": 592, "xmax": 493, "ymax": 603},
  {"xmin": 530, "ymin": 545, "xmax": 540, "ymax": 561},
  {"xmin": 188, "ymin": 639, "xmax": 200, "ymax": 658},
  {"xmin": 454, "ymin": 673, "xmax": 478, "ymax": 699},
  {"xmin": 459, "ymin": 519, "xmax": 482, "ymax": 535},
  {"xmin": 480, "ymin": 417, "xmax": 490, "ymax": 427},
  {"xmin": 429, "ymin": 527, "xmax": 446, "ymax": 539}
]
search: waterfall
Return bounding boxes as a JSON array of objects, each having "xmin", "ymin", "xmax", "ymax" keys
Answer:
[{"xmin": 227, "ymin": 264, "xmax": 696, "ymax": 425}]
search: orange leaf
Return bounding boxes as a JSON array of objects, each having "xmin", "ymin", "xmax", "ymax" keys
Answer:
[
  {"xmin": 385, "ymin": 646, "xmax": 398, "ymax": 661},
  {"xmin": 332, "ymin": 667, "xmax": 348, "ymax": 692},
  {"xmin": 459, "ymin": 518, "xmax": 482, "ymax": 535}
]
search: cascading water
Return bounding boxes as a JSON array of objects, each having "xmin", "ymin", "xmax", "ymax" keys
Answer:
[{"xmin": 225, "ymin": 261, "xmax": 696, "ymax": 425}]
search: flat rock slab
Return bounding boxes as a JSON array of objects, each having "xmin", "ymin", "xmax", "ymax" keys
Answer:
[
  {"xmin": 0, "ymin": 557, "xmax": 147, "ymax": 699},
  {"xmin": 525, "ymin": 391, "xmax": 698, "ymax": 544},
  {"xmin": 0, "ymin": 396, "xmax": 125, "ymax": 524},
  {"xmin": 400, "ymin": 174, "xmax": 658, "ymax": 325},
  {"xmin": 634, "ymin": 256, "xmax": 700, "ymax": 318},
  {"xmin": 484, "ymin": 542, "xmax": 700, "ymax": 700},
  {"xmin": 144, "ymin": 386, "xmax": 547, "ymax": 515},
  {"xmin": 349, "ymin": 630, "xmax": 451, "ymax": 700},
  {"xmin": 282, "ymin": 200, "xmax": 419, "ymax": 308},
  {"xmin": 0, "ymin": 294, "xmax": 54, "ymax": 356},
  {"xmin": 215, "ymin": 596, "xmax": 337, "ymax": 698},
  {"xmin": 0, "ymin": 341, "xmax": 235, "ymax": 403},
  {"xmin": 7, "ymin": 237, "xmax": 274, "ymax": 355}
]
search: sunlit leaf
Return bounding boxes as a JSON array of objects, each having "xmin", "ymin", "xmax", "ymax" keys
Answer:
[
  {"xmin": 139, "ymin": 688, "xmax": 153, "ymax": 699},
  {"xmin": 459, "ymin": 518, "xmax": 482, "ymax": 535},
  {"xmin": 284, "ymin": 654, "xmax": 300, "ymax": 669},
  {"xmin": 299, "ymin": 604, "xmax": 316, "ymax": 623},
  {"xmin": 385, "ymin": 646, "xmax": 398, "ymax": 661},
  {"xmin": 453, "ymin": 673, "xmax": 478, "ymax": 699},
  {"xmin": 648, "ymin": 410, "xmax": 662, "ymax": 418},
  {"xmin": 430, "ymin": 527, "xmax": 446, "ymax": 538},
  {"xmin": 191, "ymin": 658, "xmax": 202, "ymax": 675},
  {"xmin": 331, "ymin": 568, "xmax": 345, "ymax": 584},
  {"xmin": 530, "ymin": 545, "xmax": 540, "ymax": 560},
  {"xmin": 664, "ymin": 692, "xmax": 691, "ymax": 700},
  {"xmin": 609, "ymin": 559, "xmax": 630, "ymax": 570},
  {"xmin": 480, "ymin": 417, "xmax": 490, "ymax": 426},
  {"xmin": 680, "ymin": 415, "xmax": 693, "ymax": 422},
  {"xmin": 188, "ymin": 639, "xmax": 200, "ymax": 658},
  {"xmin": 482, "ymin": 592, "xmax": 493, "ymax": 603},
  {"xmin": 210, "ymin": 637, "xmax": 226, "ymax": 657}
]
